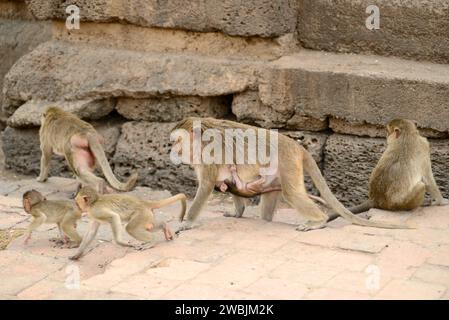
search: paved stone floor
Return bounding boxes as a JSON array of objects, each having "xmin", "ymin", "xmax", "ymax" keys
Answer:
[{"xmin": 0, "ymin": 177, "xmax": 449, "ymax": 300}]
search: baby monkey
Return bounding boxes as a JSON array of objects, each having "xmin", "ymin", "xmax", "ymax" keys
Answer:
[
  {"xmin": 70, "ymin": 187, "xmax": 186, "ymax": 260},
  {"xmin": 215, "ymin": 165, "xmax": 327, "ymax": 205},
  {"xmin": 22, "ymin": 190, "xmax": 82, "ymax": 247}
]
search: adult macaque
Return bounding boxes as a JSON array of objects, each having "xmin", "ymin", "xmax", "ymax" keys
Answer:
[
  {"xmin": 69, "ymin": 187, "xmax": 186, "ymax": 260},
  {"xmin": 171, "ymin": 117, "xmax": 410, "ymax": 232},
  {"xmin": 38, "ymin": 106, "xmax": 138, "ymax": 193},
  {"xmin": 22, "ymin": 189, "xmax": 82, "ymax": 247},
  {"xmin": 328, "ymin": 119, "xmax": 448, "ymax": 222}
]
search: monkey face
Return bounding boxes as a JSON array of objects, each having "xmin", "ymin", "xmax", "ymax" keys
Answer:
[
  {"xmin": 75, "ymin": 195, "xmax": 89, "ymax": 211},
  {"xmin": 23, "ymin": 199, "xmax": 32, "ymax": 213}
]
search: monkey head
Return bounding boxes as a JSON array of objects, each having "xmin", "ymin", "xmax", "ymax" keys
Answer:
[
  {"xmin": 386, "ymin": 119, "xmax": 418, "ymax": 142},
  {"xmin": 75, "ymin": 186, "xmax": 99, "ymax": 211},
  {"xmin": 41, "ymin": 106, "xmax": 64, "ymax": 124},
  {"xmin": 22, "ymin": 189, "xmax": 46, "ymax": 213}
]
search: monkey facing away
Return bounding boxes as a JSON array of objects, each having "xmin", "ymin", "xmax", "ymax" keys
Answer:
[
  {"xmin": 38, "ymin": 106, "xmax": 138, "ymax": 193},
  {"xmin": 328, "ymin": 119, "xmax": 448, "ymax": 221},
  {"xmin": 69, "ymin": 187, "xmax": 187, "ymax": 260},
  {"xmin": 171, "ymin": 117, "xmax": 410, "ymax": 232},
  {"xmin": 22, "ymin": 189, "xmax": 82, "ymax": 247}
]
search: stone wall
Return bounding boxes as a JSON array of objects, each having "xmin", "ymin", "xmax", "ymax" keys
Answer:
[{"xmin": 1, "ymin": 0, "xmax": 449, "ymax": 203}]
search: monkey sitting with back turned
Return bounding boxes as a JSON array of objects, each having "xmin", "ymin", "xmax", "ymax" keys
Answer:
[
  {"xmin": 22, "ymin": 189, "xmax": 82, "ymax": 247},
  {"xmin": 327, "ymin": 119, "xmax": 449, "ymax": 222}
]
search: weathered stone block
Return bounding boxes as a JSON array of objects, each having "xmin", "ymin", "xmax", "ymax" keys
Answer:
[
  {"xmin": 116, "ymin": 96, "xmax": 230, "ymax": 122},
  {"xmin": 232, "ymin": 90, "xmax": 327, "ymax": 131},
  {"xmin": 298, "ymin": 0, "xmax": 449, "ymax": 64},
  {"xmin": 330, "ymin": 118, "xmax": 449, "ymax": 139},
  {"xmin": 7, "ymin": 99, "xmax": 116, "ymax": 127},
  {"xmin": 27, "ymin": 0, "xmax": 297, "ymax": 37},
  {"xmin": 262, "ymin": 50, "xmax": 449, "ymax": 132},
  {"xmin": 3, "ymin": 41, "xmax": 260, "ymax": 109},
  {"xmin": 0, "ymin": 18, "xmax": 52, "ymax": 114},
  {"xmin": 1, "ymin": 119, "xmax": 122, "ymax": 176},
  {"xmin": 323, "ymin": 134, "xmax": 449, "ymax": 206},
  {"xmin": 112, "ymin": 121, "xmax": 197, "ymax": 196}
]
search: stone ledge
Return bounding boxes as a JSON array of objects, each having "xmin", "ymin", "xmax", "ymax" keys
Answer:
[
  {"xmin": 298, "ymin": 0, "xmax": 449, "ymax": 64},
  {"xmin": 26, "ymin": 0, "xmax": 297, "ymax": 37}
]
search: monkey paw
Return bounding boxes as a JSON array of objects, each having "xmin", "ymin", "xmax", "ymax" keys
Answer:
[
  {"xmin": 175, "ymin": 221, "xmax": 197, "ymax": 235},
  {"xmin": 223, "ymin": 212, "xmax": 242, "ymax": 218},
  {"xmin": 36, "ymin": 176, "xmax": 47, "ymax": 183},
  {"xmin": 134, "ymin": 243, "xmax": 156, "ymax": 251},
  {"xmin": 295, "ymin": 221, "xmax": 327, "ymax": 232}
]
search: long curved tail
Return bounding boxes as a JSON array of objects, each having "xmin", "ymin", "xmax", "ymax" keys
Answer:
[
  {"xmin": 302, "ymin": 149, "xmax": 411, "ymax": 229},
  {"xmin": 87, "ymin": 133, "xmax": 138, "ymax": 191},
  {"xmin": 147, "ymin": 193, "xmax": 187, "ymax": 222}
]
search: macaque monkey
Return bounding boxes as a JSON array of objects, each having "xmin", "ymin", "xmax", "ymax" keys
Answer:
[
  {"xmin": 22, "ymin": 189, "xmax": 82, "ymax": 247},
  {"xmin": 69, "ymin": 187, "xmax": 186, "ymax": 260},
  {"xmin": 215, "ymin": 164, "xmax": 326, "ymax": 206},
  {"xmin": 328, "ymin": 119, "xmax": 448, "ymax": 222},
  {"xmin": 171, "ymin": 117, "xmax": 410, "ymax": 232},
  {"xmin": 38, "ymin": 106, "xmax": 138, "ymax": 193}
]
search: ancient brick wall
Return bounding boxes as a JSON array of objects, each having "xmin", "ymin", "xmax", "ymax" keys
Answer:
[{"xmin": 1, "ymin": 0, "xmax": 449, "ymax": 204}]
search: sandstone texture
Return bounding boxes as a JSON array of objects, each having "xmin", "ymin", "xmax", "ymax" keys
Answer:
[
  {"xmin": 116, "ymin": 96, "xmax": 230, "ymax": 122},
  {"xmin": 0, "ymin": 18, "xmax": 52, "ymax": 114},
  {"xmin": 298, "ymin": 0, "xmax": 449, "ymax": 64},
  {"xmin": 7, "ymin": 99, "xmax": 116, "ymax": 126},
  {"xmin": 27, "ymin": 0, "xmax": 297, "ymax": 37},
  {"xmin": 112, "ymin": 121, "xmax": 197, "ymax": 196},
  {"xmin": 3, "ymin": 41, "xmax": 260, "ymax": 107}
]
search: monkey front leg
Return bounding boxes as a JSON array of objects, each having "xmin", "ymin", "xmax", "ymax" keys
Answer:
[
  {"xmin": 177, "ymin": 181, "xmax": 215, "ymax": 233},
  {"xmin": 69, "ymin": 220, "xmax": 100, "ymax": 260},
  {"xmin": 24, "ymin": 214, "xmax": 46, "ymax": 244}
]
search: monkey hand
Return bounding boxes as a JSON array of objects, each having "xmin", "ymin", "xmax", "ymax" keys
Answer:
[{"xmin": 69, "ymin": 254, "xmax": 81, "ymax": 261}]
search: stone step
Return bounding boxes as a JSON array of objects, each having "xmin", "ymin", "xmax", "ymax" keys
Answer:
[
  {"xmin": 234, "ymin": 50, "xmax": 449, "ymax": 133},
  {"xmin": 5, "ymin": 41, "xmax": 449, "ymax": 133},
  {"xmin": 3, "ymin": 40, "xmax": 261, "ymax": 114},
  {"xmin": 26, "ymin": 0, "xmax": 297, "ymax": 38},
  {"xmin": 298, "ymin": 0, "xmax": 449, "ymax": 64}
]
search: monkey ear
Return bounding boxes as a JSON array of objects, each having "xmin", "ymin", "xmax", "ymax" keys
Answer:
[
  {"xmin": 394, "ymin": 128, "xmax": 401, "ymax": 139},
  {"xmin": 23, "ymin": 199, "xmax": 31, "ymax": 212}
]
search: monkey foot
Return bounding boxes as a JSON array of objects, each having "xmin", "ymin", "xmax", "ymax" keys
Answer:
[
  {"xmin": 295, "ymin": 221, "xmax": 327, "ymax": 232},
  {"xmin": 175, "ymin": 221, "xmax": 197, "ymax": 235},
  {"xmin": 49, "ymin": 238, "xmax": 66, "ymax": 245},
  {"xmin": 134, "ymin": 243, "xmax": 156, "ymax": 251},
  {"xmin": 223, "ymin": 212, "xmax": 242, "ymax": 218}
]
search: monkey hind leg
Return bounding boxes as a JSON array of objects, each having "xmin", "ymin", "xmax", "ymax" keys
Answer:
[
  {"xmin": 224, "ymin": 195, "xmax": 246, "ymax": 218},
  {"xmin": 126, "ymin": 212, "xmax": 154, "ymax": 243},
  {"xmin": 394, "ymin": 182, "xmax": 426, "ymax": 211},
  {"xmin": 283, "ymin": 191, "xmax": 328, "ymax": 232},
  {"xmin": 260, "ymin": 191, "xmax": 280, "ymax": 222}
]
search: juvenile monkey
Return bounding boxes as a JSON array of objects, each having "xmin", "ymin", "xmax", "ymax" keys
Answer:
[
  {"xmin": 22, "ymin": 190, "xmax": 82, "ymax": 247},
  {"xmin": 38, "ymin": 106, "xmax": 138, "ymax": 193},
  {"xmin": 171, "ymin": 117, "xmax": 410, "ymax": 231},
  {"xmin": 328, "ymin": 119, "xmax": 448, "ymax": 221},
  {"xmin": 69, "ymin": 187, "xmax": 186, "ymax": 260}
]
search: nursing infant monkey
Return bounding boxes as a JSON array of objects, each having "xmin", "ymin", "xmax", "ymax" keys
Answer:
[
  {"xmin": 38, "ymin": 106, "xmax": 138, "ymax": 193},
  {"xmin": 172, "ymin": 117, "xmax": 410, "ymax": 232},
  {"xmin": 69, "ymin": 187, "xmax": 186, "ymax": 260},
  {"xmin": 22, "ymin": 189, "xmax": 82, "ymax": 247},
  {"xmin": 328, "ymin": 119, "xmax": 448, "ymax": 221}
]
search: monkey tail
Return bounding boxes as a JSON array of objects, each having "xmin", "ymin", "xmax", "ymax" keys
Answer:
[
  {"xmin": 87, "ymin": 133, "xmax": 138, "ymax": 191},
  {"xmin": 148, "ymin": 193, "xmax": 187, "ymax": 222},
  {"xmin": 302, "ymin": 149, "xmax": 412, "ymax": 229}
]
